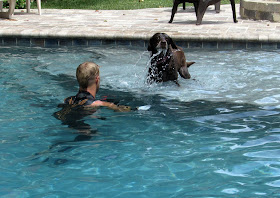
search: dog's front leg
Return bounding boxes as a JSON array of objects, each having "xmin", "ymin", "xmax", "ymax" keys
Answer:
[{"xmin": 174, "ymin": 80, "xmax": 180, "ymax": 87}]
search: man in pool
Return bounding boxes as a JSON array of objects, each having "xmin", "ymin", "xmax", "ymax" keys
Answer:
[
  {"xmin": 48, "ymin": 62, "xmax": 131, "ymax": 155},
  {"xmin": 63, "ymin": 61, "xmax": 131, "ymax": 111}
]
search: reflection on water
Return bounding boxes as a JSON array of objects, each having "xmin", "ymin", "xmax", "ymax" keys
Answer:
[{"xmin": 1, "ymin": 46, "xmax": 280, "ymax": 197}]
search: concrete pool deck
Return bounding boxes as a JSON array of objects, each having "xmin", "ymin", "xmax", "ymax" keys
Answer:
[{"xmin": 0, "ymin": 4, "xmax": 280, "ymax": 48}]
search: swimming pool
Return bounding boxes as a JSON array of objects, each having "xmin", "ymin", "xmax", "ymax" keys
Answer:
[{"xmin": 1, "ymin": 45, "xmax": 280, "ymax": 197}]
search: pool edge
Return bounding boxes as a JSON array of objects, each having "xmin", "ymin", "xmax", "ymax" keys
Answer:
[{"xmin": 0, "ymin": 36, "xmax": 280, "ymax": 50}]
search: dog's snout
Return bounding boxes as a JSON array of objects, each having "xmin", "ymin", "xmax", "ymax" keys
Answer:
[{"xmin": 160, "ymin": 41, "xmax": 167, "ymax": 48}]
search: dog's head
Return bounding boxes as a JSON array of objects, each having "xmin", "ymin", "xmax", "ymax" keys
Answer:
[{"xmin": 147, "ymin": 33, "xmax": 177, "ymax": 54}]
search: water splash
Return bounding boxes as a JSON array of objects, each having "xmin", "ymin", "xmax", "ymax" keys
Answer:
[{"xmin": 34, "ymin": 46, "xmax": 280, "ymax": 106}]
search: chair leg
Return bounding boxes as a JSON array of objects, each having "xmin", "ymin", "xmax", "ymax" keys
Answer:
[
  {"xmin": 8, "ymin": 0, "xmax": 16, "ymax": 16},
  {"xmin": 169, "ymin": 1, "xmax": 180, "ymax": 23},
  {"xmin": 37, "ymin": 0, "xmax": 41, "ymax": 15},
  {"xmin": 196, "ymin": 3, "xmax": 208, "ymax": 25},
  {"xmin": 26, "ymin": 0, "xmax": 30, "ymax": 13},
  {"xmin": 0, "ymin": 0, "xmax": 16, "ymax": 18},
  {"xmin": 230, "ymin": 0, "xmax": 238, "ymax": 23},
  {"xmin": 26, "ymin": 0, "xmax": 41, "ymax": 15},
  {"xmin": 215, "ymin": 2, "xmax": 220, "ymax": 13},
  {"xmin": 0, "ymin": 1, "xmax": 3, "ymax": 12}
]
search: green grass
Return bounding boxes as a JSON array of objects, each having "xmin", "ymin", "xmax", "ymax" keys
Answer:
[
  {"xmin": 40, "ymin": 0, "xmax": 172, "ymax": 9},
  {"xmin": 40, "ymin": 0, "xmax": 239, "ymax": 10}
]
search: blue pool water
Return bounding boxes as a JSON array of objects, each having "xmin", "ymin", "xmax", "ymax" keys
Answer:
[{"xmin": 1, "ymin": 45, "xmax": 280, "ymax": 197}]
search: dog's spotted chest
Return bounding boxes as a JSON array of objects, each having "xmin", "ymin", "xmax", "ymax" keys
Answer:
[
  {"xmin": 149, "ymin": 51, "xmax": 177, "ymax": 82},
  {"xmin": 152, "ymin": 51, "xmax": 173, "ymax": 71}
]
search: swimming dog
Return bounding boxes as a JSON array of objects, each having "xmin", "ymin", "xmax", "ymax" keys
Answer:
[{"xmin": 147, "ymin": 33, "xmax": 195, "ymax": 86}]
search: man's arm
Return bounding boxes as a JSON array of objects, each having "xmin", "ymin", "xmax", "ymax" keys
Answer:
[{"xmin": 91, "ymin": 100, "xmax": 131, "ymax": 112}]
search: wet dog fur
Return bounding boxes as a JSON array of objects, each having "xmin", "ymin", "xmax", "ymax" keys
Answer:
[{"xmin": 147, "ymin": 33, "xmax": 195, "ymax": 86}]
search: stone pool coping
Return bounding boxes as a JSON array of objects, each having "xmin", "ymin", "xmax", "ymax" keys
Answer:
[
  {"xmin": 1, "ymin": 4, "xmax": 280, "ymax": 49},
  {"xmin": 240, "ymin": 0, "xmax": 280, "ymax": 22}
]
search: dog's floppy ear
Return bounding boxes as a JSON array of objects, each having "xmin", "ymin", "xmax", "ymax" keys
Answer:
[
  {"xmin": 147, "ymin": 40, "xmax": 158, "ymax": 54},
  {"xmin": 147, "ymin": 43, "xmax": 153, "ymax": 51},
  {"xmin": 147, "ymin": 36, "xmax": 156, "ymax": 52},
  {"xmin": 168, "ymin": 37, "xmax": 178, "ymax": 50},
  {"xmin": 147, "ymin": 44, "xmax": 158, "ymax": 54}
]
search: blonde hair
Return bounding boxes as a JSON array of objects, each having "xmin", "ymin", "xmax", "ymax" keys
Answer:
[{"xmin": 76, "ymin": 62, "xmax": 100, "ymax": 89}]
